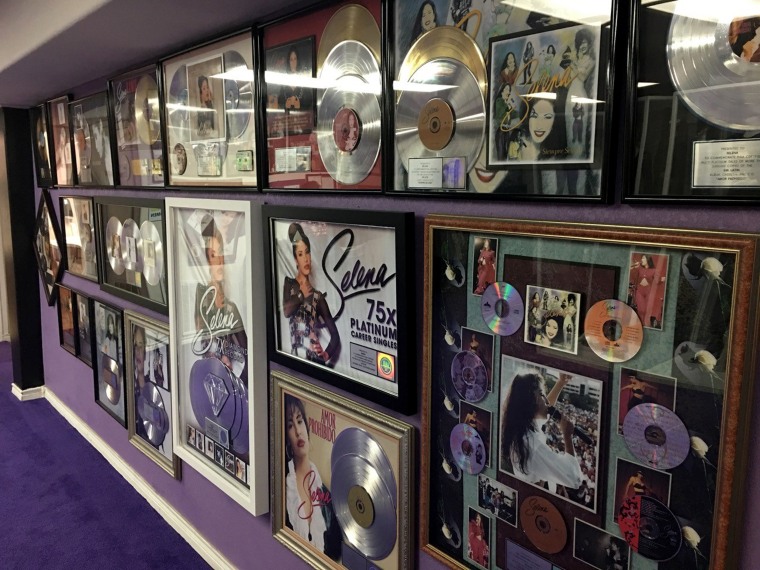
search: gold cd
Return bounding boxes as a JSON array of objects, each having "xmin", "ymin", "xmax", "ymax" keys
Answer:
[
  {"xmin": 584, "ymin": 299, "xmax": 644, "ymax": 363},
  {"xmin": 348, "ymin": 485, "xmax": 375, "ymax": 529},
  {"xmin": 134, "ymin": 74, "xmax": 160, "ymax": 146},
  {"xmin": 520, "ymin": 495, "xmax": 567, "ymax": 554},
  {"xmin": 418, "ymin": 98, "xmax": 455, "ymax": 151},
  {"xmin": 317, "ymin": 4, "xmax": 381, "ymax": 73}
]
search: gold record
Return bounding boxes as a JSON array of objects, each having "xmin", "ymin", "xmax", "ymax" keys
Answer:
[
  {"xmin": 134, "ymin": 75, "xmax": 160, "ymax": 146},
  {"xmin": 317, "ymin": 4, "xmax": 381, "ymax": 72}
]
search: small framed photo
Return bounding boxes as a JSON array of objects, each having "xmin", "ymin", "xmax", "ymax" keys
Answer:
[
  {"xmin": 61, "ymin": 196, "xmax": 99, "ymax": 282},
  {"xmin": 49, "ymin": 95, "xmax": 75, "ymax": 186},
  {"xmin": 125, "ymin": 310, "xmax": 180, "ymax": 479},
  {"xmin": 73, "ymin": 291, "xmax": 94, "ymax": 367},
  {"xmin": 33, "ymin": 189, "xmax": 64, "ymax": 306},
  {"xmin": 57, "ymin": 285, "xmax": 77, "ymax": 355},
  {"xmin": 264, "ymin": 205, "xmax": 415, "ymax": 414},
  {"xmin": 95, "ymin": 197, "xmax": 168, "ymax": 314},
  {"xmin": 70, "ymin": 92, "xmax": 115, "ymax": 186},
  {"xmin": 30, "ymin": 103, "xmax": 53, "ymax": 187},
  {"xmin": 93, "ymin": 299, "xmax": 126, "ymax": 427},
  {"xmin": 271, "ymin": 370, "xmax": 414, "ymax": 569}
]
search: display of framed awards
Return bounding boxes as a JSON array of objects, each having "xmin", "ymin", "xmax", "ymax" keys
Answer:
[
  {"xmin": 108, "ymin": 65, "xmax": 164, "ymax": 187},
  {"xmin": 57, "ymin": 285, "xmax": 77, "ymax": 355},
  {"xmin": 93, "ymin": 299, "xmax": 126, "ymax": 427},
  {"xmin": 74, "ymin": 291, "xmax": 94, "ymax": 367},
  {"xmin": 124, "ymin": 310, "xmax": 180, "ymax": 478},
  {"xmin": 390, "ymin": 1, "xmax": 617, "ymax": 199},
  {"xmin": 94, "ymin": 197, "xmax": 168, "ymax": 314},
  {"xmin": 49, "ymin": 95, "xmax": 75, "ymax": 186},
  {"xmin": 422, "ymin": 214, "xmax": 757, "ymax": 569},
  {"xmin": 33, "ymin": 189, "xmax": 64, "ymax": 306},
  {"xmin": 263, "ymin": 205, "xmax": 415, "ymax": 414},
  {"xmin": 61, "ymin": 196, "xmax": 99, "ymax": 282},
  {"xmin": 259, "ymin": 0, "xmax": 383, "ymax": 191},
  {"xmin": 623, "ymin": 2, "xmax": 760, "ymax": 203},
  {"xmin": 70, "ymin": 92, "xmax": 115, "ymax": 186},
  {"xmin": 161, "ymin": 31, "xmax": 257, "ymax": 187},
  {"xmin": 270, "ymin": 370, "xmax": 414, "ymax": 570},
  {"xmin": 166, "ymin": 197, "xmax": 268, "ymax": 514},
  {"xmin": 30, "ymin": 103, "xmax": 53, "ymax": 187}
]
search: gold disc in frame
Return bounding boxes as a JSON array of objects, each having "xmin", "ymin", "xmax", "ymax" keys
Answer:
[
  {"xmin": 317, "ymin": 3, "xmax": 381, "ymax": 73},
  {"xmin": 134, "ymin": 74, "xmax": 160, "ymax": 146}
]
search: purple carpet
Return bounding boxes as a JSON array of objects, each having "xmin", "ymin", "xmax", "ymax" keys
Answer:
[{"xmin": 0, "ymin": 342, "xmax": 209, "ymax": 569}]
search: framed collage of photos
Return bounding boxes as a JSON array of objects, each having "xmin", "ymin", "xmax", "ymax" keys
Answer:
[
  {"xmin": 48, "ymin": 94, "xmax": 75, "ymax": 186},
  {"xmin": 33, "ymin": 189, "xmax": 64, "ymax": 306},
  {"xmin": 70, "ymin": 92, "xmax": 115, "ymax": 186},
  {"xmin": 166, "ymin": 197, "xmax": 268, "ymax": 514},
  {"xmin": 422, "ymin": 214, "xmax": 758, "ymax": 569},
  {"xmin": 161, "ymin": 31, "xmax": 257, "ymax": 187},
  {"xmin": 263, "ymin": 205, "xmax": 415, "ymax": 414},
  {"xmin": 57, "ymin": 285, "xmax": 77, "ymax": 355},
  {"xmin": 270, "ymin": 370, "xmax": 414, "ymax": 569},
  {"xmin": 93, "ymin": 299, "xmax": 126, "ymax": 427},
  {"xmin": 124, "ymin": 310, "xmax": 180, "ymax": 479},
  {"xmin": 30, "ymin": 103, "xmax": 53, "ymax": 187},
  {"xmin": 94, "ymin": 197, "xmax": 168, "ymax": 314},
  {"xmin": 74, "ymin": 291, "xmax": 94, "ymax": 367},
  {"xmin": 61, "ymin": 195, "xmax": 99, "ymax": 282}
]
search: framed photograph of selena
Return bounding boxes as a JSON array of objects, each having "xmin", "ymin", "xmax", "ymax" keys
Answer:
[{"xmin": 263, "ymin": 206, "xmax": 415, "ymax": 414}]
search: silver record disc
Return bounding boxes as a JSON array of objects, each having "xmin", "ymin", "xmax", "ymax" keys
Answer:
[
  {"xmin": 668, "ymin": 5, "xmax": 760, "ymax": 130},
  {"xmin": 138, "ymin": 381, "xmax": 169, "ymax": 447},
  {"xmin": 396, "ymin": 58, "xmax": 485, "ymax": 171},
  {"xmin": 331, "ymin": 428, "xmax": 397, "ymax": 507},
  {"xmin": 105, "ymin": 216, "xmax": 125, "ymax": 275},
  {"xmin": 223, "ymin": 50, "xmax": 253, "ymax": 139},
  {"xmin": 102, "ymin": 353, "xmax": 121, "ymax": 405},
  {"xmin": 139, "ymin": 220, "xmax": 164, "ymax": 286},
  {"xmin": 168, "ymin": 64, "xmax": 189, "ymax": 130},
  {"xmin": 317, "ymin": 40, "xmax": 381, "ymax": 185},
  {"xmin": 120, "ymin": 218, "xmax": 143, "ymax": 273}
]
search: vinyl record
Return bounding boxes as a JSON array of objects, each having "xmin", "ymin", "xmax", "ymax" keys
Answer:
[
  {"xmin": 396, "ymin": 57, "xmax": 486, "ymax": 172},
  {"xmin": 105, "ymin": 216, "xmax": 125, "ymax": 275},
  {"xmin": 137, "ymin": 381, "xmax": 169, "ymax": 447},
  {"xmin": 316, "ymin": 3, "xmax": 381, "ymax": 73},
  {"xmin": 139, "ymin": 220, "xmax": 164, "ymax": 286},
  {"xmin": 584, "ymin": 299, "xmax": 643, "ymax": 362},
  {"xmin": 168, "ymin": 64, "xmax": 189, "ymax": 129},
  {"xmin": 481, "ymin": 282, "xmax": 524, "ymax": 336},
  {"xmin": 449, "ymin": 423, "xmax": 486, "ymax": 475},
  {"xmin": 450, "ymin": 350, "xmax": 488, "ymax": 402},
  {"xmin": 120, "ymin": 218, "xmax": 143, "ymax": 273},
  {"xmin": 134, "ymin": 74, "xmax": 160, "ymax": 145},
  {"xmin": 317, "ymin": 40, "xmax": 381, "ymax": 185},
  {"xmin": 223, "ymin": 50, "xmax": 253, "ymax": 139},
  {"xmin": 667, "ymin": 5, "xmax": 760, "ymax": 130},
  {"xmin": 618, "ymin": 495, "xmax": 682, "ymax": 561},
  {"xmin": 519, "ymin": 495, "xmax": 567, "ymax": 554},
  {"xmin": 331, "ymin": 428, "xmax": 397, "ymax": 506},
  {"xmin": 623, "ymin": 403, "xmax": 690, "ymax": 470},
  {"xmin": 102, "ymin": 353, "xmax": 121, "ymax": 405}
]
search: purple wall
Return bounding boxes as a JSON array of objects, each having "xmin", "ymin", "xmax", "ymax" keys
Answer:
[{"xmin": 38, "ymin": 184, "xmax": 760, "ymax": 569}]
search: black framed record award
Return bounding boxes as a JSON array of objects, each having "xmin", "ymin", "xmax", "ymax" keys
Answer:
[
  {"xmin": 57, "ymin": 285, "xmax": 77, "ymax": 355},
  {"xmin": 30, "ymin": 103, "xmax": 54, "ymax": 187},
  {"xmin": 33, "ymin": 189, "xmax": 64, "ymax": 306},
  {"xmin": 390, "ymin": 1, "xmax": 618, "ymax": 199},
  {"xmin": 73, "ymin": 291, "xmax": 94, "ymax": 367},
  {"xmin": 49, "ymin": 95, "xmax": 75, "ymax": 186},
  {"xmin": 624, "ymin": 2, "xmax": 760, "ymax": 203},
  {"xmin": 422, "ymin": 214, "xmax": 758, "ymax": 570},
  {"xmin": 61, "ymin": 195, "xmax": 99, "ymax": 282},
  {"xmin": 93, "ymin": 299, "xmax": 126, "ymax": 427},
  {"xmin": 70, "ymin": 92, "xmax": 115, "ymax": 186},
  {"xmin": 260, "ymin": 0, "xmax": 383, "ymax": 191}
]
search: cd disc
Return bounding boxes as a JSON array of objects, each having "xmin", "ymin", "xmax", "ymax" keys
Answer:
[
  {"xmin": 449, "ymin": 423, "xmax": 486, "ymax": 475},
  {"xmin": 168, "ymin": 64, "xmax": 189, "ymax": 129},
  {"xmin": 584, "ymin": 299, "xmax": 643, "ymax": 363},
  {"xmin": 317, "ymin": 40, "xmax": 381, "ymax": 185},
  {"xmin": 120, "ymin": 218, "xmax": 143, "ymax": 273},
  {"xmin": 139, "ymin": 220, "xmax": 164, "ymax": 286},
  {"xmin": 396, "ymin": 58, "xmax": 485, "ymax": 172},
  {"xmin": 519, "ymin": 495, "xmax": 567, "ymax": 554},
  {"xmin": 138, "ymin": 381, "xmax": 169, "ymax": 447},
  {"xmin": 618, "ymin": 495, "xmax": 682, "ymax": 561},
  {"xmin": 481, "ymin": 282, "xmax": 524, "ymax": 336},
  {"xmin": 106, "ymin": 216, "xmax": 125, "ymax": 275},
  {"xmin": 102, "ymin": 353, "xmax": 121, "ymax": 405},
  {"xmin": 667, "ymin": 5, "xmax": 760, "ymax": 130},
  {"xmin": 331, "ymin": 428, "xmax": 397, "ymax": 505},
  {"xmin": 317, "ymin": 4, "xmax": 381, "ymax": 72},
  {"xmin": 450, "ymin": 350, "xmax": 488, "ymax": 402},
  {"xmin": 134, "ymin": 74, "xmax": 160, "ymax": 146},
  {"xmin": 623, "ymin": 403, "xmax": 690, "ymax": 469},
  {"xmin": 223, "ymin": 50, "xmax": 253, "ymax": 139}
]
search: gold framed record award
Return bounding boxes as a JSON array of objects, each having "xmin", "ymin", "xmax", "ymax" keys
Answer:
[{"xmin": 422, "ymin": 214, "xmax": 758, "ymax": 569}]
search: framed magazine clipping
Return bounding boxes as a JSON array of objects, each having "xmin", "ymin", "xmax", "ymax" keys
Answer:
[
  {"xmin": 161, "ymin": 31, "xmax": 257, "ymax": 188},
  {"xmin": 389, "ymin": 1, "xmax": 618, "ymax": 200},
  {"xmin": 70, "ymin": 92, "xmax": 116, "ymax": 186},
  {"xmin": 422, "ymin": 214, "xmax": 758, "ymax": 569},
  {"xmin": 57, "ymin": 285, "xmax": 77, "ymax": 355},
  {"xmin": 33, "ymin": 188, "xmax": 64, "ymax": 306},
  {"xmin": 108, "ymin": 65, "xmax": 165, "ymax": 187},
  {"xmin": 166, "ymin": 198, "xmax": 268, "ymax": 514},
  {"xmin": 61, "ymin": 195, "xmax": 99, "ymax": 282},
  {"xmin": 124, "ymin": 310, "xmax": 180, "ymax": 479},
  {"xmin": 73, "ymin": 291, "xmax": 94, "ymax": 367},
  {"xmin": 263, "ymin": 205, "xmax": 415, "ymax": 414},
  {"xmin": 30, "ymin": 103, "xmax": 54, "ymax": 187},
  {"xmin": 270, "ymin": 370, "xmax": 414, "ymax": 569},
  {"xmin": 49, "ymin": 95, "xmax": 75, "ymax": 186},
  {"xmin": 93, "ymin": 299, "xmax": 126, "ymax": 427},
  {"xmin": 94, "ymin": 197, "xmax": 168, "ymax": 314}
]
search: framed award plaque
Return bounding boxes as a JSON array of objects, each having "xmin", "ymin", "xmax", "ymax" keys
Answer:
[
  {"xmin": 422, "ymin": 214, "xmax": 758, "ymax": 570},
  {"xmin": 70, "ymin": 92, "xmax": 116, "ymax": 187},
  {"xmin": 33, "ymin": 189, "xmax": 64, "ymax": 306},
  {"xmin": 49, "ymin": 95, "xmax": 75, "ymax": 186},
  {"xmin": 73, "ymin": 291, "xmax": 94, "ymax": 367},
  {"xmin": 57, "ymin": 285, "xmax": 77, "ymax": 355},
  {"xmin": 30, "ymin": 103, "xmax": 53, "ymax": 188},
  {"xmin": 93, "ymin": 299, "xmax": 126, "ymax": 427},
  {"xmin": 61, "ymin": 195, "xmax": 99, "ymax": 282}
]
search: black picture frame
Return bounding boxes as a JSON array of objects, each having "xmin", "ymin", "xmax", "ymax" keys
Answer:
[
  {"xmin": 33, "ymin": 188, "xmax": 65, "ymax": 306},
  {"xmin": 70, "ymin": 92, "xmax": 116, "ymax": 187},
  {"xmin": 48, "ymin": 94, "xmax": 76, "ymax": 187},
  {"xmin": 93, "ymin": 298, "xmax": 127, "ymax": 427},
  {"xmin": 95, "ymin": 196, "xmax": 169, "ymax": 315},
  {"xmin": 73, "ymin": 291, "xmax": 94, "ymax": 367},
  {"xmin": 30, "ymin": 103, "xmax": 54, "ymax": 187},
  {"xmin": 60, "ymin": 195, "xmax": 99, "ymax": 282},
  {"xmin": 263, "ymin": 205, "xmax": 416, "ymax": 414},
  {"xmin": 57, "ymin": 284, "xmax": 77, "ymax": 355}
]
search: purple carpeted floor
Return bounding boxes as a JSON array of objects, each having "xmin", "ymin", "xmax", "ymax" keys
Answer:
[{"xmin": 0, "ymin": 342, "xmax": 209, "ymax": 569}]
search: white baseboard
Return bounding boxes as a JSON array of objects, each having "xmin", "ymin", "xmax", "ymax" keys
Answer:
[
  {"xmin": 0, "ymin": 333, "xmax": 10, "ymax": 342},
  {"xmin": 44, "ymin": 388, "xmax": 235, "ymax": 570},
  {"xmin": 11, "ymin": 384, "xmax": 46, "ymax": 401}
]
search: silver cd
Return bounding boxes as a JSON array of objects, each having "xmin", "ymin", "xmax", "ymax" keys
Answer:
[
  {"xmin": 331, "ymin": 428, "xmax": 397, "ymax": 507},
  {"xmin": 668, "ymin": 5, "xmax": 760, "ymax": 130},
  {"xmin": 102, "ymin": 353, "xmax": 121, "ymax": 405},
  {"xmin": 317, "ymin": 40, "xmax": 381, "ymax": 185},
  {"xmin": 139, "ymin": 220, "xmax": 164, "ymax": 286},
  {"xmin": 396, "ymin": 58, "xmax": 485, "ymax": 171},
  {"xmin": 105, "ymin": 216, "xmax": 125, "ymax": 275},
  {"xmin": 120, "ymin": 218, "xmax": 143, "ymax": 273},
  {"xmin": 168, "ymin": 64, "xmax": 189, "ymax": 130},
  {"xmin": 223, "ymin": 50, "xmax": 253, "ymax": 139},
  {"xmin": 138, "ymin": 381, "xmax": 169, "ymax": 447}
]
